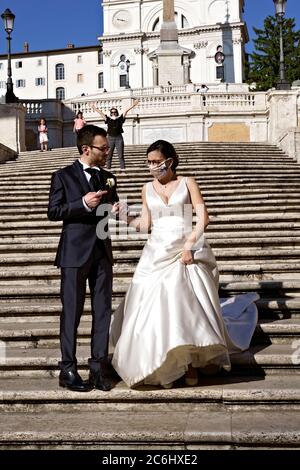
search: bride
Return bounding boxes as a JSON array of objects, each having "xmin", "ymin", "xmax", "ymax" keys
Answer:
[{"xmin": 111, "ymin": 140, "xmax": 258, "ymax": 388}]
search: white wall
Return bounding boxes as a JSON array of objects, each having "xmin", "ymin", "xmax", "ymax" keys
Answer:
[
  {"xmin": 0, "ymin": 103, "xmax": 26, "ymax": 152},
  {"xmin": 0, "ymin": 47, "xmax": 103, "ymax": 101}
]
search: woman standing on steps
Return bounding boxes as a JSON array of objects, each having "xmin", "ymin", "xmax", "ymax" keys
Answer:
[
  {"xmin": 73, "ymin": 111, "xmax": 86, "ymax": 134},
  {"xmin": 110, "ymin": 139, "xmax": 258, "ymax": 389},
  {"xmin": 92, "ymin": 99, "xmax": 139, "ymax": 172},
  {"xmin": 38, "ymin": 118, "xmax": 49, "ymax": 152}
]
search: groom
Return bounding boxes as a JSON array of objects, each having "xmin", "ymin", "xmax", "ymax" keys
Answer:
[{"xmin": 48, "ymin": 125, "xmax": 119, "ymax": 392}]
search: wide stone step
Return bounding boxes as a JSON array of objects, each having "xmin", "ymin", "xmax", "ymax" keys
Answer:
[
  {"xmin": 0, "ymin": 244, "xmax": 300, "ymax": 265},
  {"xmin": 0, "ymin": 221, "xmax": 298, "ymax": 237},
  {"xmin": 1, "ymin": 176, "xmax": 300, "ymax": 188},
  {"xmin": 1, "ymin": 319, "xmax": 299, "ymax": 347},
  {"xmin": 0, "ymin": 261, "xmax": 298, "ymax": 280},
  {"xmin": 0, "ymin": 279, "xmax": 299, "ymax": 297},
  {"xmin": 0, "ymin": 296, "xmax": 299, "ymax": 320},
  {"xmin": 2, "ymin": 181, "xmax": 300, "ymax": 193},
  {"xmin": 0, "ymin": 344, "xmax": 298, "ymax": 376},
  {"xmin": 1, "ymin": 212, "xmax": 299, "ymax": 226},
  {"xmin": 3, "ymin": 188, "xmax": 300, "ymax": 198},
  {"xmin": 2, "ymin": 198, "xmax": 300, "ymax": 211},
  {"xmin": 1, "ymin": 166, "xmax": 300, "ymax": 179},
  {"xmin": 1, "ymin": 236, "xmax": 300, "ymax": 251},
  {"xmin": 13, "ymin": 157, "xmax": 294, "ymax": 167},
  {"xmin": 1, "ymin": 201, "xmax": 300, "ymax": 216},
  {"xmin": 0, "ymin": 401, "xmax": 299, "ymax": 449},
  {"xmin": 2, "ymin": 190, "xmax": 300, "ymax": 203},
  {"xmin": 0, "ymin": 264, "xmax": 299, "ymax": 288},
  {"xmin": 1, "ymin": 170, "xmax": 300, "ymax": 182},
  {"xmin": 0, "ymin": 375, "xmax": 299, "ymax": 407},
  {"xmin": 1, "ymin": 231, "xmax": 300, "ymax": 245}
]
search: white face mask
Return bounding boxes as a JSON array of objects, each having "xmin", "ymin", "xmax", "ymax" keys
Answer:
[{"xmin": 149, "ymin": 159, "xmax": 172, "ymax": 179}]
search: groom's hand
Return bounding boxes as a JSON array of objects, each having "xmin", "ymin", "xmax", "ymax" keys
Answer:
[{"xmin": 84, "ymin": 191, "xmax": 108, "ymax": 209}]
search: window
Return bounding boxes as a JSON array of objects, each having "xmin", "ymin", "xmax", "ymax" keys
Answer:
[
  {"xmin": 15, "ymin": 61, "xmax": 22, "ymax": 68},
  {"xmin": 55, "ymin": 63, "xmax": 65, "ymax": 80},
  {"xmin": 98, "ymin": 50, "xmax": 103, "ymax": 64},
  {"xmin": 16, "ymin": 79, "xmax": 26, "ymax": 88},
  {"xmin": 0, "ymin": 63, "xmax": 3, "ymax": 70},
  {"xmin": 98, "ymin": 72, "xmax": 104, "ymax": 88},
  {"xmin": 181, "ymin": 14, "xmax": 189, "ymax": 28},
  {"xmin": 216, "ymin": 65, "xmax": 225, "ymax": 82},
  {"xmin": 152, "ymin": 18, "xmax": 160, "ymax": 31},
  {"xmin": 152, "ymin": 13, "xmax": 189, "ymax": 31},
  {"xmin": 35, "ymin": 77, "xmax": 45, "ymax": 86},
  {"xmin": 77, "ymin": 55, "xmax": 82, "ymax": 63},
  {"xmin": 56, "ymin": 87, "xmax": 65, "ymax": 100},
  {"xmin": 77, "ymin": 74, "xmax": 83, "ymax": 83},
  {"xmin": 119, "ymin": 74, "xmax": 127, "ymax": 87},
  {"xmin": 0, "ymin": 81, "xmax": 6, "ymax": 88},
  {"xmin": 37, "ymin": 59, "xmax": 42, "ymax": 66}
]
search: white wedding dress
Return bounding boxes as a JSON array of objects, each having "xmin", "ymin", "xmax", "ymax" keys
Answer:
[{"xmin": 111, "ymin": 177, "xmax": 258, "ymax": 387}]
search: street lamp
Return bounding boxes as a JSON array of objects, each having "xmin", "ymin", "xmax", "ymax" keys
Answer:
[
  {"xmin": 1, "ymin": 8, "xmax": 18, "ymax": 103},
  {"xmin": 273, "ymin": 0, "xmax": 290, "ymax": 90}
]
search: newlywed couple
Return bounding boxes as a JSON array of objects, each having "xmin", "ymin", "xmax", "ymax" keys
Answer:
[{"xmin": 48, "ymin": 125, "xmax": 258, "ymax": 392}]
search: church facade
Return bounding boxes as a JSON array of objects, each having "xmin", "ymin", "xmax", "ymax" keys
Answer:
[
  {"xmin": 0, "ymin": 1, "xmax": 247, "ymax": 101},
  {"xmin": 100, "ymin": 0, "xmax": 247, "ymax": 91}
]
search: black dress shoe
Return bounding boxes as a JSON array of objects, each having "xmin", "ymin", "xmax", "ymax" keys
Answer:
[
  {"xmin": 89, "ymin": 370, "xmax": 112, "ymax": 391},
  {"xmin": 59, "ymin": 370, "xmax": 92, "ymax": 392}
]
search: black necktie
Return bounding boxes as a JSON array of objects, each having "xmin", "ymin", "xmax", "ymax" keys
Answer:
[{"xmin": 84, "ymin": 168, "xmax": 103, "ymax": 192}]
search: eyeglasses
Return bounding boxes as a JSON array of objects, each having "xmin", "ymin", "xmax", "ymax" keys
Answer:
[
  {"xmin": 110, "ymin": 112, "xmax": 118, "ymax": 115},
  {"xmin": 90, "ymin": 145, "xmax": 110, "ymax": 152}
]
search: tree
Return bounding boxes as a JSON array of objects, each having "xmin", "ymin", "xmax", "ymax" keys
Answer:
[{"xmin": 247, "ymin": 16, "xmax": 300, "ymax": 91}]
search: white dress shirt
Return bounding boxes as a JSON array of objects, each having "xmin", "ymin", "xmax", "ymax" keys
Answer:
[{"xmin": 78, "ymin": 158, "xmax": 102, "ymax": 212}]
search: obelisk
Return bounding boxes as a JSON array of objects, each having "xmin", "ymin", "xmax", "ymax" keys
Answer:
[
  {"xmin": 151, "ymin": 0, "xmax": 192, "ymax": 85},
  {"xmin": 160, "ymin": 0, "xmax": 178, "ymax": 46}
]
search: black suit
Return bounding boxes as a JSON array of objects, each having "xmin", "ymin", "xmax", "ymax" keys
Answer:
[{"xmin": 48, "ymin": 159, "xmax": 118, "ymax": 372}]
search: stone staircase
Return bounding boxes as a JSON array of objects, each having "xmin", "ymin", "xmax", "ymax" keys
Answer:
[{"xmin": 0, "ymin": 142, "xmax": 299, "ymax": 450}]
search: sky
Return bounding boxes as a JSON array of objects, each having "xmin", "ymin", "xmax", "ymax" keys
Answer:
[{"xmin": 0, "ymin": 0, "xmax": 299, "ymax": 55}]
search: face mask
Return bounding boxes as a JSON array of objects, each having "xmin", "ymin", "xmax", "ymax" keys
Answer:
[
  {"xmin": 149, "ymin": 159, "xmax": 172, "ymax": 179},
  {"xmin": 110, "ymin": 115, "xmax": 117, "ymax": 120}
]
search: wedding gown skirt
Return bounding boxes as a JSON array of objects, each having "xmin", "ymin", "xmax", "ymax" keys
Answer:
[{"xmin": 111, "ymin": 178, "xmax": 258, "ymax": 387}]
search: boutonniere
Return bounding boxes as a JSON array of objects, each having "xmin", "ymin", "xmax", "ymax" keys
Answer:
[{"xmin": 106, "ymin": 178, "xmax": 115, "ymax": 189}]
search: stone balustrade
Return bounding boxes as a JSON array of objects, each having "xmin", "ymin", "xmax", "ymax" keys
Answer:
[
  {"xmin": 23, "ymin": 101, "xmax": 43, "ymax": 116},
  {"xmin": 16, "ymin": 85, "xmax": 300, "ymax": 159}
]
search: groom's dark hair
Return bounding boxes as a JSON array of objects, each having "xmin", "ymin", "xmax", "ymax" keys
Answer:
[
  {"xmin": 146, "ymin": 140, "xmax": 179, "ymax": 172},
  {"xmin": 77, "ymin": 125, "xmax": 107, "ymax": 155}
]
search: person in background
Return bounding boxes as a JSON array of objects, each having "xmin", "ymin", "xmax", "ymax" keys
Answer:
[
  {"xmin": 73, "ymin": 111, "xmax": 86, "ymax": 134},
  {"xmin": 196, "ymin": 84, "xmax": 209, "ymax": 93},
  {"xmin": 92, "ymin": 99, "xmax": 139, "ymax": 172},
  {"xmin": 38, "ymin": 118, "xmax": 49, "ymax": 152}
]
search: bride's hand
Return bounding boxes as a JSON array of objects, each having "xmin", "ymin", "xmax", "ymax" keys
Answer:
[
  {"xmin": 111, "ymin": 202, "xmax": 119, "ymax": 214},
  {"xmin": 117, "ymin": 201, "xmax": 129, "ymax": 221},
  {"xmin": 180, "ymin": 250, "xmax": 194, "ymax": 265}
]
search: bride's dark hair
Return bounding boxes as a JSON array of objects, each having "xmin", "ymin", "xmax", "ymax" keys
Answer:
[{"xmin": 146, "ymin": 140, "xmax": 179, "ymax": 172}]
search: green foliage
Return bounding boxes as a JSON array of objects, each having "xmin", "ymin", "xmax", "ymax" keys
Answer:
[{"xmin": 247, "ymin": 15, "xmax": 300, "ymax": 91}]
